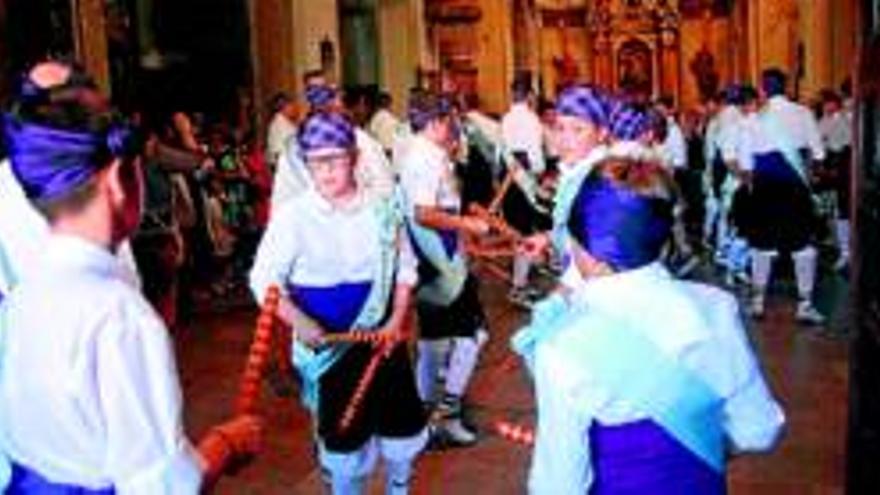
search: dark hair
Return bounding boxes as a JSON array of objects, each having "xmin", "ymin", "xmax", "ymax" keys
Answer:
[
  {"xmin": 840, "ymin": 78, "xmax": 852, "ymax": 98},
  {"xmin": 511, "ymin": 78, "xmax": 533, "ymax": 103},
  {"xmin": 761, "ymin": 68, "xmax": 788, "ymax": 97},
  {"xmin": 269, "ymin": 92, "xmax": 292, "ymax": 114},
  {"xmin": 656, "ymin": 95, "xmax": 675, "ymax": 110},
  {"xmin": 739, "ymin": 84, "xmax": 758, "ymax": 104},
  {"xmin": 377, "ymin": 91, "xmax": 392, "ymax": 108}
]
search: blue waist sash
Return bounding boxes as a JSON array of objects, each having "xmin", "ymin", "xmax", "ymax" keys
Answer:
[
  {"xmin": 6, "ymin": 463, "xmax": 114, "ymax": 494},
  {"xmin": 289, "ymin": 282, "xmax": 373, "ymax": 333},
  {"xmin": 512, "ymin": 301, "xmax": 725, "ymax": 472},
  {"xmin": 405, "ymin": 208, "xmax": 467, "ymax": 307},
  {"xmin": 753, "ymin": 151, "xmax": 810, "ymax": 188},
  {"xmin": 590, "ymin": 420, "xmax": 726, "ymax": 494}
]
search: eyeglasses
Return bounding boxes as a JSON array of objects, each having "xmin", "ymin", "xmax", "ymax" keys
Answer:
[{"xmin": 305, "ymin": 151, "xmax": 354, "ymax": 171}]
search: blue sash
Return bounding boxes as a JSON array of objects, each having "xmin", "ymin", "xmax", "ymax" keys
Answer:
[
  {"xmin": 291, "ymin": 196, "xmax": 403, "ymax": 413},
  {"xmin": 590, "ymin": 420, "xmax": 726, "ymax": 494},
  {"xmin": 6, "ymin": 463, "xmax": 114, "ymax": 494},
  {"xmin": 512, "ymin": 301, "xmax": 725, "ymax": 472},
  {"xmin": 404, "ymin": 199, "xmax": 468, "ymax": 307}
]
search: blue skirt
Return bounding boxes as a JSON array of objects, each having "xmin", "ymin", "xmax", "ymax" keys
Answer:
[{"xmin": 590, "ymin": 420, "xmax": 726, "ymax": 495}]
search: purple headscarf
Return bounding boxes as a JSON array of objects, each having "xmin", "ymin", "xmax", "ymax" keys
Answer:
[
  {"xmin": 4, "ymin": 115, "xmax": 139, "ymax": 202},
  {"xmin": 407, "ymin": 93, "xmax": 453, "ymax": 131},
  {"xmin": 297, "ymin": 112, "xmax": 356, "ymax": 157},
  {"xmin": 305, "ymin": 84, "xmax": 338, "ymax": 109},
  {"xmin": 567, "ymin": 173, "xmax": 673, "ymax": 271},
  {"xmin": 556, "ymin": 85, "xmax": 612, "ymax": 129},
  {"xmin": 609, "ymin": 102, "xmax": 650, "ymax": 141}
]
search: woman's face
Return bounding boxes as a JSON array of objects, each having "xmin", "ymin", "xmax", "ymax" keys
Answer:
[
  {"xmin": 305, "ymin": 149, "xmax": 358, "ymax": 201},
  {"xmin": 553, "ymin": 115, "xmax": 604, "ymax": 165}
]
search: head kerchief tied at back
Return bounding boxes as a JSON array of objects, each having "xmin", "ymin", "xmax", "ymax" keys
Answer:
[
  {"xmin": 609, "ymin": 101, "xmax": 650, "ymax": 141},
  {"xmin": 3, "ymin": 67, "xmax": 141, "ymax": 202},
  {"xmin": 297, "ymin": 111, "xmax": 356, "ymax": 158},
  {"xmin": 567, "ymin": 171, "xmax": 673, "ymax": 271},
  {"xmin": 556, "ymin": 84, "xmax": 612, "ymax": 129},
  {"xmin": 305, "ymin": 84, "xmax": 338, "ymax": 109},
  {"xmin": 407, "ymin": 91, "xmax": 453, "ymax": 132}
]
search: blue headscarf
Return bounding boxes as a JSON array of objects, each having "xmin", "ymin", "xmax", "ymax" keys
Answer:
[
  {"xmin": 556, "ymin": 85, "xmax": 612, "ymax": 129},
  {"xmin": 305, "ymin": 84, "xmax": 338, "ymax": 109},
  {"xmin": 609, "ymin": 102, "xmax": 650, "ymax": 141},
  {"xmin": 297, "ymin": 112, "xmax": 356, "ymax": 157},
  {"xmin": 407, "ymin": 93, "xmax": 453, "ymax": 132},
  {"xmin": 3, "ymin": 114, "xmax": 140, "ymax": 202},
  {"xmin": 567, "ymin": 173, "xmax": 673, "ymax": 271}
]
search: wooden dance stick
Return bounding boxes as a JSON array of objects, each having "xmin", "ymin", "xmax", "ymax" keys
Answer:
[
  {"xmin": 494, "ymin": 420, "xmax": 535, "ymax": 446},
  {"xmin": 468, "ymin": 203, "xmax": 522, "ymax": 241},
  {"xmin": 488, "ymin": 165, "xmax": 517, "ymax": 214},
  {"xmin": 235, "ymin": 285, "xmax": 281, "ymax": 415},
  {"xmin": 338, "ymin": 344, "xmax": 394, "ymax": 433},
  {"xmin": 321, "ymin": 330, "xmax": 404, "ymax": 346}
]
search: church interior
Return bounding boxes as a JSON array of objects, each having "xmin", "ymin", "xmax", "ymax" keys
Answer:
[{"xmin": 1, "ymin": 0, "xmax": 880, "ymax": 493}]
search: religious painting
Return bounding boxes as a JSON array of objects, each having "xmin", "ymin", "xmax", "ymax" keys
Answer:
[{"xmin": 617, "ymin": 39, "xmax": 652, "ymax": 99}]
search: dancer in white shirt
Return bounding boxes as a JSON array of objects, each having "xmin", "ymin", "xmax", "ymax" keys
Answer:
[{"xmin": 0, "ymin": 61, "xmax": 262, "ymax": 494}]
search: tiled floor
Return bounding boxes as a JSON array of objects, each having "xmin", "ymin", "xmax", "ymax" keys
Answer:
[{"xmin": 178, "ymin": 266, "xmax": 849, "ymax": 494}]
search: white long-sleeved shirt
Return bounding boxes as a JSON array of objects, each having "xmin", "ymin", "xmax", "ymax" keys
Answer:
[
  {"xmin": 354, "ymin": 127, "xmax": 396, "ymax": 200},
  {"xmin": 501, "ymin": 102, "xmax": 546, "ymax": 175},
  {"xmin": 250, "ymin": 188, "xmax": 417, "ymax": 306},
  {"xmin": 529, "ymin": 263, "xmax": 785, "ymax": 494},
  {"xmin": 266, "ymin": 112, "xmax": 297, "ymax": 167},
  {"xmin": 705, "ymin": 105, "xmax": 744, "ymax": 166},
  {"xmin": 0, "ymin": 235, "xmax": 202, "ymax": 494},
  {"xmin": 398, "ymin": 134, "xmax": 461, "ymax": 216},
  {"xmin": 662, "ymin": 117, "xmax": 688, "ymax": 170},
  {"xmin": 0, "ymin": 160, "xmax": 140, "ymax": 297},
  {"xmin": 819, "ymin": 110, "xmax": 853, "ymax": 153},
  {"xmin": 367, "ymin": 108, "xmax": 401, "ymax": 153},
  {"xmin": 763, "ymin": 96, "xmax": 826, "ymax": 162}
]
